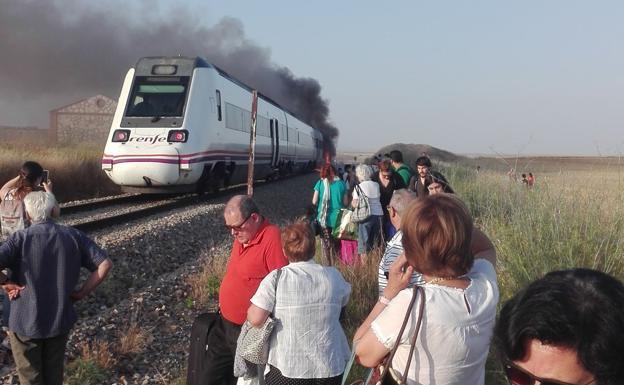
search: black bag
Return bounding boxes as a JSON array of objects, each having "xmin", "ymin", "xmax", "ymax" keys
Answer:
[{"xmin": 187, "ymin": 312, "xmax": 220, "ymax": 385}]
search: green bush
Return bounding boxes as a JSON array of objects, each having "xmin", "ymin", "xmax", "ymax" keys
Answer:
[{"xmin": 65, "ymin": 358, "xmax": 110, "ymax": 385}]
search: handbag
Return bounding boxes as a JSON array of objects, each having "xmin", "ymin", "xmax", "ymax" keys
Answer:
[
  {"xmin": 332, "ymin": 208, "xmax": 358, "ymax": 240},
  {"xmin": 238, "ymin": 318, "xmax": 275, "ymax": 365},
  {"xmin": 347, "ymin": 285, "xmax": 426, "ymax": 385},
  {"xmin": 237, "ymin": 269, "xmax": 282, "ymax": 365},
  {"xmin": 351, "ymin": 185, "xmax": 371, "ymax": 223}
]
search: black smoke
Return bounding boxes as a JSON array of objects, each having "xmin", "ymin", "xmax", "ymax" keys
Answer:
[{"xmin": 0, "ymin": 0, "xmax": 338, "ymax": 153}]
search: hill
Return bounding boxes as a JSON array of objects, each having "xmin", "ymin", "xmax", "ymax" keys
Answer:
[{"xmin": 368, "ymin": 143, "xmax": 464, "ymax": 166}]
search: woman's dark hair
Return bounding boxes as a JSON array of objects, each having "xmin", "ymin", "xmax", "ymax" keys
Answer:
[
  {"xmin": 494, "ymin": 269, "xmax": 624, "ymax": 385},
  {"xmin": 378, "ymin": 160, "xmax": 393, "ymax": 173},
  {"xmin": 15, "ymin": 161, "xmax": 44, "ymax": 199},
  {"xmin": 425, "ymin": 171, "xmax": 455, "ymax": 194}
]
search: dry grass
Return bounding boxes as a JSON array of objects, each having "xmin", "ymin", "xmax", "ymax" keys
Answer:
[
  {"xmin": 0, "ymin": 142, "xmax": 120, "ymax": 202},
  {"xmin": 76, "ymin": 339, "xmax": 116, "ymax": 370},
  {"xmin": 117, "ymin": 323, "xmax": 153, "ymax": 356},
  {"xmin": 186, "ymin": 248, "xmax": 230, "ymax": 309}
]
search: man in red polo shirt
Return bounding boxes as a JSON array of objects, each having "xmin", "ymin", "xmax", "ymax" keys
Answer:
[{"xmin": 205, "ymin": 194, "xmax": 288, "ymax": 385}]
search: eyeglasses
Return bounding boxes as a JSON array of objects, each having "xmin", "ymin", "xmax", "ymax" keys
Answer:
[
  {"xmin": 225, "ymin": 213, "xmax": 252, "ymax": 232},
  {"xmin": 503, "ymin": 362, "xmax": 596, "ymax": 385},
  {"xmin": 380, "ymin": 173, "xmax": 392, "ymax": 179}
]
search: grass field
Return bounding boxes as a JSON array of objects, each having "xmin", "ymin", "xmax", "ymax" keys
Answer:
[
  {"xmin": 0, "ymin": 142, "xmax": 120, "ymax": 202},
  {"xmin": 446, "ymin": 158, "xmax": 624, "ymax": 383},
  {"xmin": 5, "ymin": 142, "xmax": 622, "ymax": 383}
]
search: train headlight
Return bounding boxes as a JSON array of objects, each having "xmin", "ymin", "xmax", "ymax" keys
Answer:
[
  {"xmin": 112, "ymin": 129, "xmax": 131, "ymax": 143},
  {"xmin": 167, "ymin": 130, "xmax": 188, "ymax": 143}
]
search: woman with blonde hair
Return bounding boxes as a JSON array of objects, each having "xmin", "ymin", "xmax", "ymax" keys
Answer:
[{"xmin": 354, "ymin": 194, "xmax": 498, "ymax": 385}]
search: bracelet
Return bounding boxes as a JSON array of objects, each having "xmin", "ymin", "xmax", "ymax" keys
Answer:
[{"xmin": 379, "ymin": 295, "xmax": 391, "ymax": 306}]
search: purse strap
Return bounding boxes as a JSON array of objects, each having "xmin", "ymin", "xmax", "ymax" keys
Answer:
[
  {"xmin": 398, "ymin": 286, "xmax": 425, "ymax": 383},
  {"xmin": 355, "ymin": 184, "xmax": 370, "ymax": 208},
  {"xmin": 273, "ymin": 268, "xmax": 282, "ymax": 306},
  {"xmin": 378, "ymin": 285, "xmax": 425, "ymax": 384}
]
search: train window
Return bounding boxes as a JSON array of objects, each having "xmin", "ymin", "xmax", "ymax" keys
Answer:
[
  {"xmin": 125, "ymin": 76, "xmax": 189, "ymax": 118},
  {"xmin": 257, "ymin": 116, "xmax": 270, "ymax": 137},
  {"xmin": 243, "ymin": 110, "xmax": 251, "ymax": 133},
  {"xmin": 225, "ymin": 103, "xmax": 244, "ymax": 132},
  {"xmin": 280, "ymin": 124, "xmax": 287, "ymax": 141},
  {"xmin": 288, "ymin": 128, "xmax": 297, "ymax": 143},
  {"xmin": 216, "ymin": 90, "xmax": 222, "ymax": 121}
]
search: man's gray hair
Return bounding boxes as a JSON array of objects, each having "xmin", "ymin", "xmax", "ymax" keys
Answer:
[
  {"xmin": 355, "ymin": 164, "xmax": 373, "ymax": 182},
  {"xmin": 23, "ymin": 191, "xmax": 56, "ymax": 223},
  {"xmin": 390, "ymin": 189, "xmax": 417, "ymax": 215},
  {"xmin": 225, "ymin": 194, "xmax": 260, "ymax": 219},
  {"xmin": 239, "ymin": 195, "xmax": 260, "ymax": 218}
]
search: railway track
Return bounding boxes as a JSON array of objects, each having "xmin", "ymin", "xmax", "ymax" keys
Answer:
[
  {"xmin": 0, "ymin": 174, "xmax": 308, "ymax": 242},
  {"xmin": 60, "ymin": 176, "xmax": 296, "ymax": 233},
  {"xmin": 60, "ymin": 194, "xmax": 157, "ymax": 215}
]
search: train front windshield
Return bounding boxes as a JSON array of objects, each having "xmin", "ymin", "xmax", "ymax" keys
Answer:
[{"xmin": 125, "ymin": 76, "xmax": 189, "ymax": 117}]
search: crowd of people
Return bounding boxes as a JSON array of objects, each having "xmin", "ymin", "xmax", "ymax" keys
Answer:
[
  {"xmin": 313, "ymin": 151, "xmax": 455, "ymax": 266},
  {"xmin": 2, "ymin": 155, "xmax": 623, "ymax": 385},
  {"xmin": 0, "ymin": 161, "xmax": 113, "ymax": 385}
]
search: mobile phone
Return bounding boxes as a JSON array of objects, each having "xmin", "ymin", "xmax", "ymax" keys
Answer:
[{"xmin": 41, "ymin": 170, "xmax": 49, "ymax": 185}]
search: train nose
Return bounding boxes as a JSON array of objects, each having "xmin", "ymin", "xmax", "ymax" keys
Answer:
[{"xmin": 105, "ymin": 146, "xmax": 183, "ymax": 186}]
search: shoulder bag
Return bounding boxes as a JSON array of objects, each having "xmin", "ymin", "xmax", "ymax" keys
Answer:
[
  {"xmin": 332, "ymin": 208, "xmax": 358, "ymax": 240},
  {"xmin": 347, "ymin": 285, "xmax": 426, "ymax": 385},
  {"xmin": 351, "ymin": 184, "xmax": 371, "ymax": 223},
  {"xmin": 237, "ymin": 269, "xmax": 282, "ymax": 365}
]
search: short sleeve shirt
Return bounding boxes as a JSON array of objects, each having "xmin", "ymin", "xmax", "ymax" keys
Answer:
[
  {"xmin": 219, "ymin": 219, "xmax": 288, "ymax": 325},
  {"xmin": 0, "ymin": 221, "xmax": 107, "ymax": 338},
  {"xmin": 251, "ymin": 260, "xmax": 351, "ymax": 378},
  {"xmin": 371, "ymin": 260, "xmax": 498, "ymax": 385},
  {"xmin": 377, "ymin": 231, "xmax": 424, "ymax": 294},
  {"xmin": 313, "ymin": 179, "xmax": 347, "ymax": 228}
]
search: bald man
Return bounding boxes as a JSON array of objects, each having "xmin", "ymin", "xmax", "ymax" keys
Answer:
[{"xmin": 205, "ymin": 195, "xmax": 288, "ymax": 385}]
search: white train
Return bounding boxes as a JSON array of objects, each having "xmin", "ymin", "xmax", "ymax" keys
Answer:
[{"xmin": 102, "ymin": 57, "xmax": 324, "ymax": 193}]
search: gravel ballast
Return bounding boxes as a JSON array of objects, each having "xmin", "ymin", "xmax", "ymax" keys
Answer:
[{"xmin": 1, "ymin": 174, "xmax": 318, "ymax": 384}]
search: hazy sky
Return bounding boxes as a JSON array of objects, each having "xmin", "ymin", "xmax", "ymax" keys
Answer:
[{"xmin": 2, "ymin": 0, "xmax": 624, "ymax": 155}]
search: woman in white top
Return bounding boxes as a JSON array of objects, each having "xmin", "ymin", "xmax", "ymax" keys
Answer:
[
  {"xmin": 354, "ymin": 194, "xmax": 498, "ymax": 385},
  {"xmin": 352, "ymin": 164, "xmax": 384, "ymax": 262},
  {"xmin": 247, "ymin": 222, "xmax": 351, "ymax": 384}
]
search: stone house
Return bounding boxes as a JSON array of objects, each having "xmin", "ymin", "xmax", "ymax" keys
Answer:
[{"xmin": 49, "ymin": 95, "xmax": 117, "ymax": 145}]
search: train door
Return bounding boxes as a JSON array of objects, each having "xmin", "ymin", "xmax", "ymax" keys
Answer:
[{"xmin": 270, "ymin": 119, "xmax": 280, "ymax": 168}]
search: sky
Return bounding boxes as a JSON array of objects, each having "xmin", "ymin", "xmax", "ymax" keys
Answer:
[{"xmin": 2, "ymin": 0, "xmax": 624, "ymax": 156}]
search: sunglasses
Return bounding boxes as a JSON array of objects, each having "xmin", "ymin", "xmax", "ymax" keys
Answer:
[
  {"xmin": 225, "ymin": 213, "xmax": 252, "ymax": 232},
  {"xmin": 503, "ymin": 362, "xmax": 596, "ymax": 385}
]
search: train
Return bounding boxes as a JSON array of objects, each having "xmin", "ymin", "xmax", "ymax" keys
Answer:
[{"xmin": 102, "ymin": 56, "xmax": 324, "ymax": 193}]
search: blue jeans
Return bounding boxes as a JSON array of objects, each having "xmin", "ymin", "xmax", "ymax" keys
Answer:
[{"xmin": 358, "ymin": 215, "xmax": 383, "ymax": 254}]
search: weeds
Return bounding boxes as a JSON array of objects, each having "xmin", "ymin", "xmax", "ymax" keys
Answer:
[
  {"xmin": 185, "ymin": 248, "xmax": 230, "ymax": 309},
  {"xmin": 117, "ymin": 323, "xmax": 152, "ymax": 356},
  {"xmin": 0, "ymin": 142, "xmax": 120, "ymax": 202},
  {"xmin": 65, "ymin": 359, "xmax": 110, "ymax": 385}
]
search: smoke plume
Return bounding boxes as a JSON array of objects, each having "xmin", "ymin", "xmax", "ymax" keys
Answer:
[{"xmin": 0, "ymin": 0, "xmax": 338, "ymax": 153}]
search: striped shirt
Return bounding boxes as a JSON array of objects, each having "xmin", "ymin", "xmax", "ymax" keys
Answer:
[
  {"xmin": 251, "ymin": 260, "xmax": 351, "ymax": 378},
  {"xmin": 0, "ymin": 220, "xmax": 107, "ymax": 338},
  {"xmin": 378, "ymin": 231, "xmax": 424, "ymax": 294}
]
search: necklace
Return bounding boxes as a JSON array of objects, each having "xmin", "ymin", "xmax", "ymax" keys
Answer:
[{"xmin": 426, "ymin": 275, "xmax": 464, "ymax": 284}]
